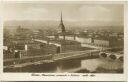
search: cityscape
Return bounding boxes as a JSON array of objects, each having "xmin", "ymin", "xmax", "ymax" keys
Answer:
[{"xmin": 3, "ymin": 3, "xmax": 124, "ymax": 73}]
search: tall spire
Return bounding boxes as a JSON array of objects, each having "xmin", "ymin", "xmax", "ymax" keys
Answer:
[
  {"xmin": 58, "ymin": 11, "xmax": 66, "ymax": 33},
  {"xmin": 61, "ymin": 11, "xmax": 63, "ymax": 23}
]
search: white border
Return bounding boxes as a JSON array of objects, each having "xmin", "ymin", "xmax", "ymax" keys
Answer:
[{"xmin": 0, "ymin": 1, "xmax": 127, "ymax": 81}]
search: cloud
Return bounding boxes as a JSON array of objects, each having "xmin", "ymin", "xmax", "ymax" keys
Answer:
[
  {"xmin": 78, "ymin": 5, "xmax": 123, "ymax": 21},
  {"xmin": 2, "ymin": 3, "xmax": 123, "ymax": 26}
]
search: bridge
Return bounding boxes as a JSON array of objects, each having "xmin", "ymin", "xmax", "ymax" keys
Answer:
[
  {"xmin": 4, "ymin": 48, "xmax": 123, "ymax": 69},
  {"xmin": 4, "ymin": 49, "xmax": 100, "ymax": 68},
  {"xmin": 53, "ymin": 50, "xmax": 100, "ymax": 61},
  {"xmin": 99, "ymin": 51, "xmax": 123, "ymax": 61}
]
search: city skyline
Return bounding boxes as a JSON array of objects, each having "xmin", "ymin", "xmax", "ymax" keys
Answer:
[{"xmin": 3, "ymin": 2, "xmax": 124, "ymax": 74}]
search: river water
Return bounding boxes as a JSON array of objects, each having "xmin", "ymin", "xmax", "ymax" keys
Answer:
[{"xmin": 4, "ymin": 57, "xmax": 123, "ymax": 73}]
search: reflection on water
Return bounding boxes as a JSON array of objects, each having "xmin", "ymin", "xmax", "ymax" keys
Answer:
[
  {"xmin": 4, "ymin": 58, "xmax": 123, "ymax": 73},
  {"xmin": 81, "ymin": 59, "xmax": 103, "ymax": 72},
  {"xmin": 55, "ymin": 59, "xmax": 81, "ymax": 73},
  {"xmin": 55, "ymin": 58, "xmax": 123, "ymax": 73},
  {"xmin": 81, "ymin": 58, "xmax": 123, "ymax": 72}
]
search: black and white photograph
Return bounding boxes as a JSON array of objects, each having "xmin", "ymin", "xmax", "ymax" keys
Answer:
[{"xmin": 3, "ymin": 1, "xmax": 124, "ymax": 73}]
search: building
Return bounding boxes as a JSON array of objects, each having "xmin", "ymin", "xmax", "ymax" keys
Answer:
[
  {"xmin": 56, "ymin": 12, "xmax": 66, "ymax": 40},
  {"xmin": 58, "ymin": 12, "xmax": 66, "ymax": 33},
  {"xmin": 32, "ymin": 29, "xmax": 45, "ymax": 39},
  {"xmin": 41, "ymin": 12, "xmax": 82, "ymax": 53}
]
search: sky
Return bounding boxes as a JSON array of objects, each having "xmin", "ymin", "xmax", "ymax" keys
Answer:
[{"xmin": 2, "ymin": 2, "xmax": 124, "ymax": 25}]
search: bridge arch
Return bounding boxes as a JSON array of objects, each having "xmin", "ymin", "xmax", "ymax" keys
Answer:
[
  {"xmin": 109, "ymin": 54, "xmax": 117, "ymax": 60},
  {"xmin": 99, "ymin": 52, "xmax": 123, "ymax": 61},
  {"xmin": 99, "ymin": 52, "xmax": 107, "ymax": 58},
  {"xmin": 118, "ymin": 56, "xmax": 123, "ymax": 61}
]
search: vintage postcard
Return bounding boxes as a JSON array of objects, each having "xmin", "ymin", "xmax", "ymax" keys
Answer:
[{"xmin": 0, "ymin": 0, "xmax": 127, "ymax": 81}]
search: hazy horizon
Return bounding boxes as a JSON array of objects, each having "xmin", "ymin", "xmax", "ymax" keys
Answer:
[{"xmin": 2, "ymin": 3, "xmax": 124, "ymax": 26}]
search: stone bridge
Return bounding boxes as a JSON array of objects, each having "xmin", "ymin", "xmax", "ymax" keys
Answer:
[{"xmin": 99, "ymin": 52, "xmax": 123, "ymax": 61}]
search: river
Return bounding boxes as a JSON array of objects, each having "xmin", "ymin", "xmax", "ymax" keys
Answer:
[{"xmin": 4, "ymin": 57, "xmax": 123, "ymax": 73}]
